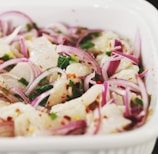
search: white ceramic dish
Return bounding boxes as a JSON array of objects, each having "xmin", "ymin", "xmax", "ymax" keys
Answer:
[{"xmin": 0, "ymin": 0, "xmax": 158, "ymax": 154}]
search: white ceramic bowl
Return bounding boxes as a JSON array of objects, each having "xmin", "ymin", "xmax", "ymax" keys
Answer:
[{"xmin": 0, "ymin": 0, "xmax": 158, "ymax": 154}]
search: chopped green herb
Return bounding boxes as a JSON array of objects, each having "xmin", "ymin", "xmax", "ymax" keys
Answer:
[
  {"xmin": 138, "ymin": 68, "xmax": 144, "ymax": 74},
  {"xmin": 57, "ymin": 55, "xmax": 78, "ymax": 69},
  {"xmin": 106, "ymin": 51, "xmax": 112, "ymax": 56},
  {"xmin": 56, "ymin": 30, "xmax": 62, "ymax": 34},
  {"xmin": 69, "ymin": 80, "xmax": 84, "ymax": 99},
  {"xmin": 50, "ymin": 112, "xmax": 57, "ymax": 120},
  {"xmin": 2, "ymin": 54, "xmax": 12, "ymax": 61},
  {"xmin": 26, "ymin": 23, "xmax": 32, "ymax": 32},
  {"xmin": 80, "ymin": 41, "xmax": 94, "ymax": 50},
  {"xmin": 5, "ymin": 65, "xmax": 15, "ymax": 71},
  {"xmin": 39, "ymin": 77, "xmax": 47, "ymax": 85},
  {"xmin": 57, "ymin": 56, "xmax": 70, "ymax": 69},
  {"xmin": 131, "ymin": 98, "xmax": 143, "ymax": 107},
  {"xmin": 33, "ymin": 22, "xmax": 39, "ymax": 30},
  {"xmin": 81, "ymin": 32, "xmax": 100, "ymax": 44},
  {"xmin": 35, "ymin": 85, "xmax": 53, "ymax": 94},
  {"xmin": 18, "ymin": 77, "xmax": 29, "ymax": 86},
  {"xmin": 70, "ymin": 55, "xmax": 79, "ymax": 62}
]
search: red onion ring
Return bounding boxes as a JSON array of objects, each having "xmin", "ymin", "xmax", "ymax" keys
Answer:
[
  {"xmin": 76, "ymin": 29, "xmax": 102, "ymax": 47},
  {"xmin": 0, "ymin": 10, "xmax": 34, "ymax": 26},
  {"xmin": 84, "ymin": 72, "xmax": 96, "ymax": 91},
  {"xmin": 101, "ymin": 81, "xmax": 109, "ymax": 107},
  {"xmin": 50, "ymin": 120, "xmax": 87, "ymax": 135},
  {"xmin": 0, "ymin": 58, "xmax": 28, "ymax": 71},
  {"xmin": 57, "ymin": 45, "xmax": 101, "ymax": 75},
  {"xmin": 11, "ymin": 87, "xmax": 31, "ymax": 104},
  {"xmin": 31, "ymin": 88, "xmax": 54, "ymax": 108},
  {"xmin": 19, "ymin": 36, "xmax": 28, "ymax": 58},
  {"xmin": 124, "ymin": 89, "xmax": 131, "ymax": 117},
  {"xmin": 25, "ymin": 67, "xmax": 67, "ymax": 95},
  {"xmin": 112, "ymin": 50, "xmax": 139, "ymax": 64}
]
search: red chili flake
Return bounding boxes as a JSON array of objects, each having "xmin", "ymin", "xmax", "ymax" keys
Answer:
[
  {"xmin": 86, "ymin": 106, "xmax": 90, "ymax": 113},
  {"xmin": 67, "ymin": 74, "xmax": 76, "ymax": 78},
  {"xmin": 103, "ymin": 115, "xmax": 108, "ymax": 119},
  {"xmin": 96, "ymin": 81, "xmax": 103, "ymax": 84},
  {"xmin": 66, "ymin": 84, "xmax": 69, "ymax": 90},
  {"xmin": 63, "ymin": 115, "xmax": 71, "ymax": 121},
  {"xmin": 38, "ymin": 113, "xmax": 42, "ymax": 117},
  {"xmin": 15, "ymin": 108, "xmax": 20, "ymax": 113},
  {"xmin": 7, "ymin": 116, "xmax": 13, "ymax": 121},
  {"xmin": 61, "ymin": 121, "xmax": 65, "ymax": 126},
  {"xmin": 94, "ymin": 118, "xmax": 99, "ymax": 123}
]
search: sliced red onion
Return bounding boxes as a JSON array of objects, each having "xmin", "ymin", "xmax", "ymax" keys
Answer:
[
  {"xmin": 25, "ymin": 67, "xmax": 67, "ymax": 95},
  {"xmin": 19, "ymin": 36, "xmax": 28, "ymax": 58},
  {"xmin": 0, "ymin": 10, "xmax": 34, "ymax": 26},
  {"xmin": 0, "ymin": 118, "xmax": 14, "ymax": 137},
  {"xmin": 0, "ymin": 58, "xmax": 28, "ymax": 71},
  {"xmin": 136, "ymin": 75, "xmax": 149, "ymax": 118},
  {"xmin": 108, "ymin": 78, "xmax": 140, "ymax": 92},
  {"xmin": 3, "ymin": 26, "xmax": 21, "ymax": 44},
  {"xmin": 93, "ymin": 106, "xmax": 102, "ymax": 135},
  {"xmin": 57, "ymin": 45, "xmax": 101, "ymax": 75},
  {"xmin": 114, "ymin": 39, "xmax": 123, "ymax": 52},
  {"xmin": 50, "ymin": 120, "xmax": 87, "ymax": 135},
  {"xmin": 124, "ymin": 89, "xmax": 131, "ymax": 117},
  {"xmin": 76, "ymin": 29, "xmax": 102, "ymax": 47},
  {"xmin": 134, "ymin": 29, "xmax": 141, "ymax": 59},
  {"xmin": 138, "ymin": 69, "xmax": 148, "ymax": 78},
  {"xmin": 101, "ymin": 55, "xmax": 122, "ymax": 80},
  {"xmin": 11, "ymin": 87, "xmax": 31, "ymax": 104},
  {"xmin": 109, "ymin": 86, "xmax": 126, "ymax": 96},
  {"xmin": 101, "ymin": 81, "xmax": 109, "ymax": 107},
  {"xmin": 31, "ymin": 88, "xmax": 54, "ymax": 108},
  {"xmin": 112, "ymin": 50, "xmax": 139, "ymax": 64},
  {"xmin": 107, "ymin": 60, "xmax": 120, "ymax": 77},
  {"xmin": 101, "ymin": 60, "xmax": 110, "ymax": 81},
  {"xmin": 84, "ymin": 72, "xmax": 96, "ymax": 91}
]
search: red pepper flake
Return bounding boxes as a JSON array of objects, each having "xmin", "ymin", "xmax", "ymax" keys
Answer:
[
  {"xmin": 94, "ymin": 118, "xmax": 99, "ymax": 123},
  {"xmin": 61, "ymin": 120, "xmax": 65, "ymax": 126},
  {"xmin": 103, "ymin": 115, "xmax": 108, "ymax": 119},
  {"xmin": 96, "ymin": 81, "xmax": 103, "ymax": 84},
  {"xmin": 67, "ymin": 74, "xmax": 76, "ymax": 78},
  {"xmin": 15, "ymin": 108, "xmax": 20, "ymax": 113},
  {"xmin": 66, "ymin": 84, "xmax": 69, "ymax": 90},
  {"xmin": 7, "ymin": 116, "xmax": 13, "ymax": 121},
  {"xmin": 86, "ymin": 106, "xmax": 90, "ymax": 113},
  {"xmin": 38, "ymin": 113, "xmax": 42, "ymax": 117},
  {"xmin": 63, "ymin": 115, "xmax": 71, "ymax": 121}
]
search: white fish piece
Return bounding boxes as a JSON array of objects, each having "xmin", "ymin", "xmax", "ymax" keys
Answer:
[
  {"xmin": 0, "ymin": 102, "xmax": 52, "ymax": 136},
  {"xmin": 27, "ymin": 37, "xmax": 59, "ymax": 70},
  {"xmin": 88, "ymin": 32, "xmax": 120, "ymax": 53},
  {"xmin": 87, "ymin": 103, "xmax": 131, "ymax": 134},
  {"xmin": 50, "ymin": 101, "xmax": 86, "ymax": 129},
  {"xmin": 112, "ymin": 65, "xmax": 139, "ymax": 83},
  {"xmin": 66, "ymin": 62, "xmax": 92, "ymax": 77},
  {"xmin": 0, "ymin": 62, "xmax": 33, "ymax": 91},
  {"xmin": 62, "ymin": 84, "xmax": 103, "ymax": 107},
  {"xmin": 46, "ymin": 78, "xmax": 69, "ymax": 107}
]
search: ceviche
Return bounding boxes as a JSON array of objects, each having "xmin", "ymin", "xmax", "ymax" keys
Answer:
[{"xmin": 0, "ymin": 11, "xmax": 150, "ymax": 137}]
